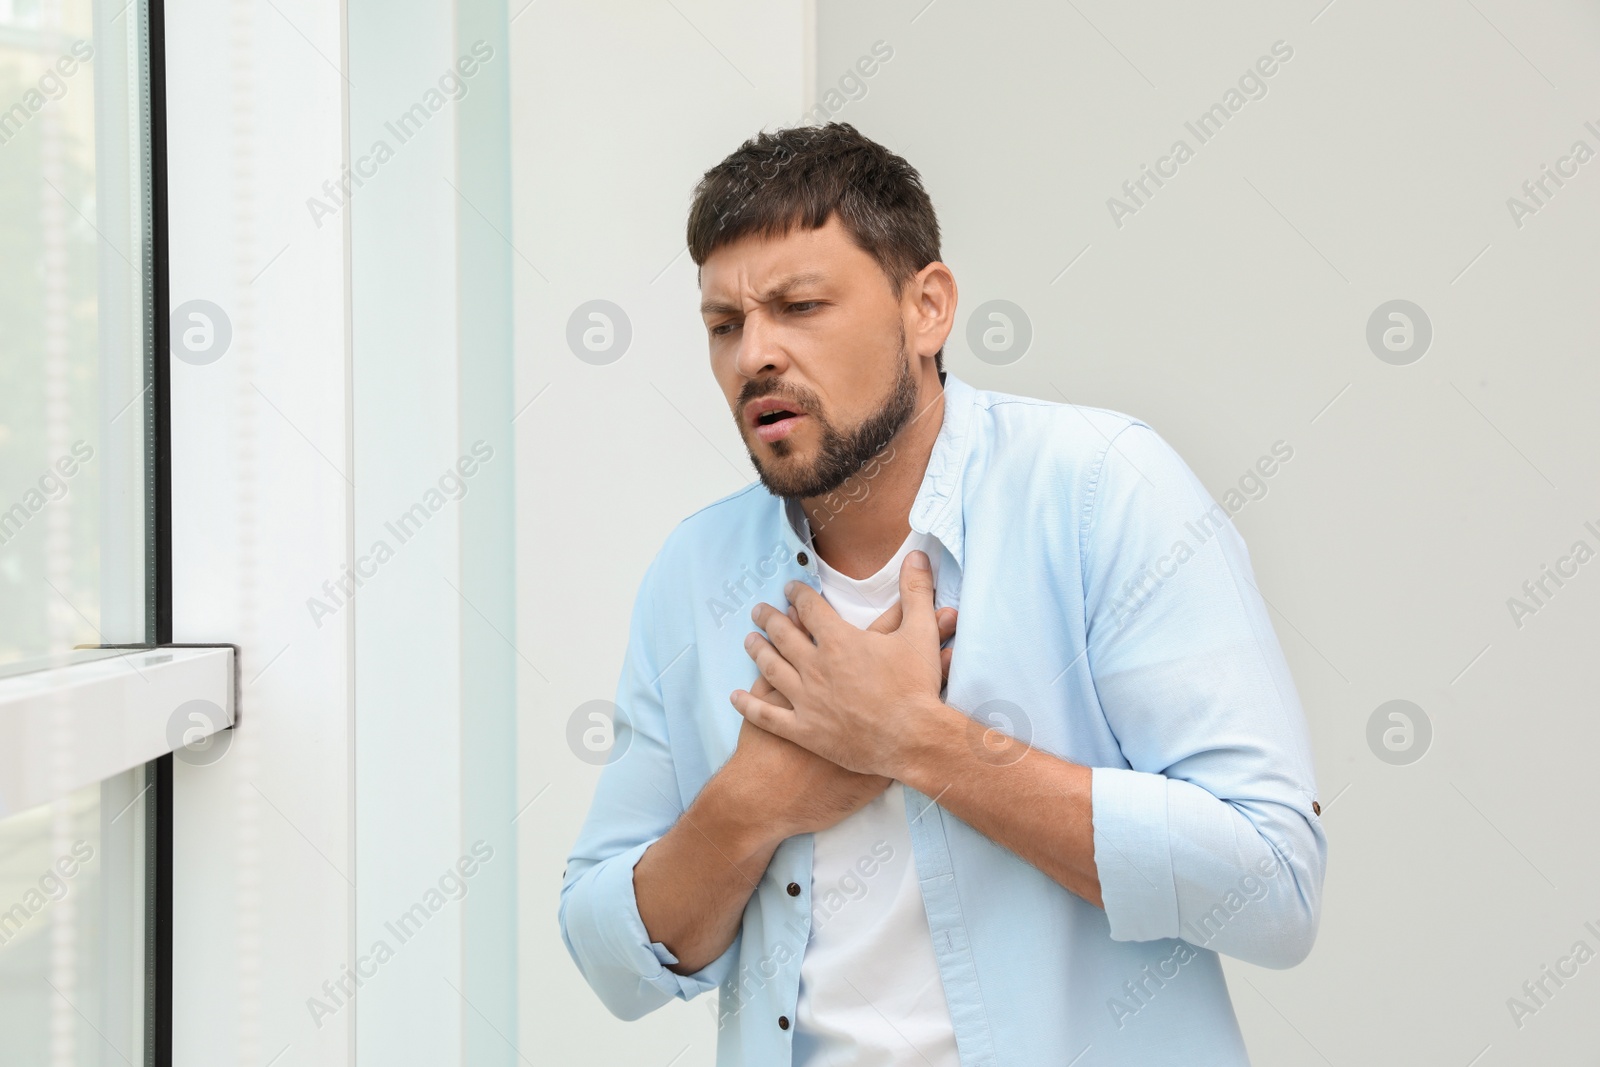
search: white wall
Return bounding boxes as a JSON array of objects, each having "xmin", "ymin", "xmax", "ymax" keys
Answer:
[
  {"xmin": 814, "ymin": 0, "xmax": 1600, "ymax": 1063},
  {"xmin": 166, "ymin": 1, "xmax": 1600, "ymax": 1063},
  {"xmin": 511, "ymin": 2, "xmax": 810, "ymax": 1063}
]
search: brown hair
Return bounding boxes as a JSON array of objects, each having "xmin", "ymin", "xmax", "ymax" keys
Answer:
[{"xmin": 686, "ymin": 122, "xmax": 945, "ymax": 372}]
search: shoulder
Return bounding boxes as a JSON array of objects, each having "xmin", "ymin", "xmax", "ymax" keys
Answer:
[
  {"xmin": 962, "ymin": 379, "xmax": 1161, "ymax": 476},
  {"xmin": 953, "ymin": 380, "xmax": 1210, "ymax": 552},
  {"xmin": 637, "ymin": 479, "xmax": 783, "ymax": 597},
  {"xmin": 675, "ymin": 478, "xmax": 769, "ymax": 535}
]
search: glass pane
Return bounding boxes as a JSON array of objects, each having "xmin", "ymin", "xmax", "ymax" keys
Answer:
[
  {"xmin": 0, "ymin": 0, "xmax": 153, "ymax": 667},
  {"xmin": 0, "ymin": 766, "xmax": 148, "ymax": 1065}
]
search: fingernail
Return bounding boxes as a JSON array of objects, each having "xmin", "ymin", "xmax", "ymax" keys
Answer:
[{"xmin": 910, "ymin": 550, "xmax": 929, "ymax": 570}]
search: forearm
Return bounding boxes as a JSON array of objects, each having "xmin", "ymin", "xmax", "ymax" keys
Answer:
[
  {"xmin": 633, "ymin": 768, "xmax": 784, "ymax": 975},
  {"xmin": 894, "ymin": 698, "xmax": 1103, "ymax": 908}
]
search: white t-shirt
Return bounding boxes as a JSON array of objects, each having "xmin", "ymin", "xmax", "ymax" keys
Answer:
[{"xmin": 793, "ymin": 525, "xmax": 961, "ymax": 1067}]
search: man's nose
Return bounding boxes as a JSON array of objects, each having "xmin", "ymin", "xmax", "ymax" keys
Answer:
[{"xmin": 735, "ymin": 309, "xmax": 787, "ymax": 379}]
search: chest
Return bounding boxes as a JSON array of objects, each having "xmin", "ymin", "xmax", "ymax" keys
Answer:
[{"xmin": 670, "ymin": 524, "xmax": 1116, "ymax": 796}]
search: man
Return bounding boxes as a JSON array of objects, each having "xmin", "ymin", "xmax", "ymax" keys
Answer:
[{"xmin": 559, "ymin": 121, "xmax": 1326, "ymax": 1066}]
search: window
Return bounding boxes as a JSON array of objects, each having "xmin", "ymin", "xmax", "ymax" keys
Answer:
[
  {"xmin": 0, "ymin": 2, "xmax": 233, "ymax": 1061},
  {"xmin": 0, "ymin": 0, "xmax": 149, "ymax": 663},
  {"xmin": 0, "ymin": 768, "xmax": 150, "ymax": 1064}
]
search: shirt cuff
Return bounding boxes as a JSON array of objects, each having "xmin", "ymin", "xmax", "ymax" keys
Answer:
[
  {"xmin": 1091, "ymin": 765, "xmax": 1180, "ymax": 943},
  {"xmin": 584, "ymin": 838, "xmax": 728, "ymax": 1002}
]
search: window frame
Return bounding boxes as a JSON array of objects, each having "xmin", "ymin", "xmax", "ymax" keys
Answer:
[{"xmin": 0, "ymin": 0, "xmax": 237, "ymax": 1062}]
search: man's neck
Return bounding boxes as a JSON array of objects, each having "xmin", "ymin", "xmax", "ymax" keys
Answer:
[{"xmin": 800, "ymin": 370, "xmax": 947, "ymax": 581}]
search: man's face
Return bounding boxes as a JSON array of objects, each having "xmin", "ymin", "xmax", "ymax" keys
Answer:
[{"xmin": 700, "ymin": 213, "xmax": 922, "ymax": 501}]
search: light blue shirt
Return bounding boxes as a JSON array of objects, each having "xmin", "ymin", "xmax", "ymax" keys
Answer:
[{"xmin": 559, "ymin": 370, "xmax": 1327, "ymax": 1065}]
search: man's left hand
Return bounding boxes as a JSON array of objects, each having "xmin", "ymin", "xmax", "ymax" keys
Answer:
[{"xmin": 730, "ymin": 549, "xmax": 949, "ymax": 779}]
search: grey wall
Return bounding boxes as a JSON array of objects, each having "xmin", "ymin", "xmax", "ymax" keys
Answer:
[{"xmin": 518, "ymin": 1, "xmax": 1600, "ymax": 1063}]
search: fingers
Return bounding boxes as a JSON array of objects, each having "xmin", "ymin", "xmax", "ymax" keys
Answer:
[
  {"xmin": 868, "ymin": 600, "xmax": 904, "ymax": 634},
  {"xmin": 895, "ymin": 551, "xmax": 940, "ymax": 644},
  {"xmin": 938, "ymin": 607, "xmax": 957, "ymax": 686},
  {"xmin": 746, "ymin": 628, "xmax": 804, "ymax": 699},
  {"xmin": 729, "ymin": 686, "xmax": 799, "ymax": 740},
  {"xmin": 751, "ymin": 601, "xmax": 816, "ymax": 666},
  {"xmin": 749, "ymin": 594, "xmax": 956, "ymax": 697},
  {"xmin": 872, "ymin": 602, "xmax": 955, "ymax": 637},
  {"xmin": 787, "ymin": 604, "xmax": 819, "ymax": 646},
  {"xmin": 748, "ymin": 671, "xmax": 796, "ymax": 710},
  {"xmin": 787, "ymin": 581, "xmax": 845, "ymax": 644}
]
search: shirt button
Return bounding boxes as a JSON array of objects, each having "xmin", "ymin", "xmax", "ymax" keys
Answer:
[
  {"xmin": 786, "ymin": 881, "xmax": 801, "ymax": 896},
  {"xmin": 796, "ymin": 551, "xmax": 809, "ymax": 566},
  {"xmin": 778, "ymin": 1015, "xmax": 790, "ymax": 1030},
  {"xmin": 1312, "ymin": 800, "xmax": 1321, "ymax": 816}
]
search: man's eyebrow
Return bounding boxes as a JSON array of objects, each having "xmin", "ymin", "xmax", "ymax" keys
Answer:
[{"xmin": 700, "ymin": 271, "xmax": 829, "ymax": 318}]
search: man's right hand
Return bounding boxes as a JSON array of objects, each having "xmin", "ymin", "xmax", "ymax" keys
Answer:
[{"xmin": 726, "ymin": 599, "xmax": 958, "ymax": 839}]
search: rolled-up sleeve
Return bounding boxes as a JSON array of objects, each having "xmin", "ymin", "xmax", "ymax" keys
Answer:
[
  {"xmin": 558, "ymin": 555, "xmax": 738, "ymax": 1019},
  {"xmin": 1080, "ymin": 422, "xmax": 1327, "ymax": 969}
]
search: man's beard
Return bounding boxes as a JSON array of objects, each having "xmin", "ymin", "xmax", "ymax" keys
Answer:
[{"xmin": 741, "ymin": 331, "xmax": 920, "ymax": 501}]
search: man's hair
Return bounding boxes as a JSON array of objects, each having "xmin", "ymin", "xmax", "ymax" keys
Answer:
[{"xmin": 686, "ymin": 122, "xmax": 945, "ymax": 373}]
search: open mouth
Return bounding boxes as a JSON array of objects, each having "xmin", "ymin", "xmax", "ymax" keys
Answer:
[{"xmin": 752, "ymin": 407, "xmax": 807, "ymax": 442}]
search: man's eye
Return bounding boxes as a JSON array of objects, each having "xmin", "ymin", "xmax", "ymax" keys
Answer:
[{"xmin": 711, "ymin": 303, "xmax": 816, "ymax": 335}]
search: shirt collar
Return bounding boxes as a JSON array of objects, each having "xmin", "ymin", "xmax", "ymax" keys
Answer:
[{"xmin": 779, "ymin": 369, "xmax": 977, "ymax": 577}]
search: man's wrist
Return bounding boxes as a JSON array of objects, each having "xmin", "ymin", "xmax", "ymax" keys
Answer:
[
  {"xmin": 700, "ymin": 762, "xmax": 790, "ymax": 860},
  {"xmin": 888, "ymin": 695, "xmax": 965, "ymax": 788}
]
